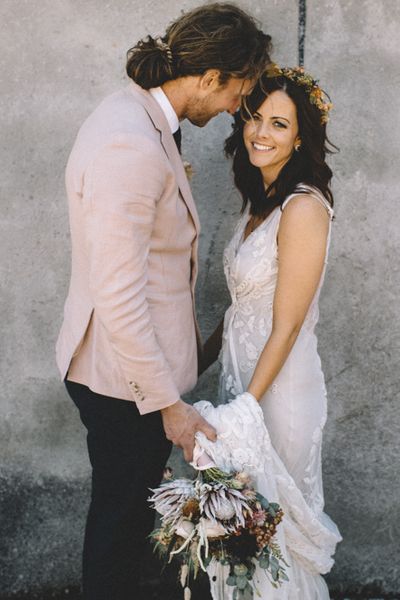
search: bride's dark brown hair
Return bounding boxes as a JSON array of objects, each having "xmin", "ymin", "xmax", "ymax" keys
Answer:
[{"xmin": 224, "ymin": 74, "xmax": 337, "ymax": 217}]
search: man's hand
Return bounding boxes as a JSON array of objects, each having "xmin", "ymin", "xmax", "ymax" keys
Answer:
[{"xmin": 161, "ymin": 399, "xmax": 217, "ymax": 462}]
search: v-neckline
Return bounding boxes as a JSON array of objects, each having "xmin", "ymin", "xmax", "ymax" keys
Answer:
[{"xmin": 240, "ymin": 205, "xmax": 280, "ymax": 246}]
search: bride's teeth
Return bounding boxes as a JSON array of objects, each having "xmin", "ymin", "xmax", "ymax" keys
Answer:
[{"xmin": 253, "ymin": 143, "xmax": 273, "ymax": 151}]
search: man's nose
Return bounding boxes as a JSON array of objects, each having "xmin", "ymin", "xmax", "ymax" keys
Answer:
[{"xmin": 227, "ymin": 100, "xmax": 241, "ymax": 115}]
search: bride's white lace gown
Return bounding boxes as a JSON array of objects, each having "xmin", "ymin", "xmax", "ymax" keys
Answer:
[{"xmin": 195, "ymin": 186, "xmax": 342, "ymax": 599}]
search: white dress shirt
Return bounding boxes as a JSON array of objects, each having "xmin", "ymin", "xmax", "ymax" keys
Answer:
[{"xmin": 149, "ymin": 86, "xmax": 179, "ymax": 134}]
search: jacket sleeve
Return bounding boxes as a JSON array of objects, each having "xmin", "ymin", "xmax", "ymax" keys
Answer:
[{"xmin": 84, "ymin": 132, "xmax": 181, "ymax": 414}]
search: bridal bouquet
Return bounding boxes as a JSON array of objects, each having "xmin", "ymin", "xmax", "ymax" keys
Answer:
[{"xmin": 149, "ymin": 465, "xmax": 288, "ymax": 599}]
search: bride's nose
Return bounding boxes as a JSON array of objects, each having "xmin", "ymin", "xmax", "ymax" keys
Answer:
[{"xmin": 254, "ymin": 120, "xmax": 271, "ymax": 139}]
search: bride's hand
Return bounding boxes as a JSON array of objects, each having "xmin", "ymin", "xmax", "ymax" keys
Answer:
[{"xmin": 161, "ymin": 399, "xmax": 217, "ymax": 462}]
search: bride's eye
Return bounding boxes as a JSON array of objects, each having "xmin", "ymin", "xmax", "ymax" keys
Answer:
[
  {"xmin": 252, "ymin": 113, "xmax": 261, "ymax": 121},
  {"xmin": 273, "ymin": 121, "xmax": 287, "ymax": 129}
]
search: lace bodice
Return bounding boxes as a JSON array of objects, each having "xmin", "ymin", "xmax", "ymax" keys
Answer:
[{"xmin": 220, "ymin": 186, "xmax": 333, "ymax": 398}]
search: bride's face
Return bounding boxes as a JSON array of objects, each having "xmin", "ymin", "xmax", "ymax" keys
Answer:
[{"xmin": 243, "ymin": 90, "xmax": 301, "ymax": 185}]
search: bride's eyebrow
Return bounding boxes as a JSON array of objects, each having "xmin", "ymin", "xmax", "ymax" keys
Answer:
[{"xmin": 271, "ymin": 115, "xmax": 290, "ymax": 123}]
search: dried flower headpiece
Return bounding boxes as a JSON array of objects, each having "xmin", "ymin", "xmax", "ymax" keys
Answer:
[{"xmin": 266, "ymin": 63, "xmax": 333, "ymax": 124}]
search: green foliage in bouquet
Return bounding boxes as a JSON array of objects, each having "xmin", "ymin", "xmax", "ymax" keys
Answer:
[{"xmin": 149, "ymin": 466, "xmax": 289, "ymax": 599}]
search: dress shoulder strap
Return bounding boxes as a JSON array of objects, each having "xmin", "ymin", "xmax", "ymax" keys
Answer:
[{"xmin": 282, "ymin": 184, "xmax": 334, "ymax": 220}]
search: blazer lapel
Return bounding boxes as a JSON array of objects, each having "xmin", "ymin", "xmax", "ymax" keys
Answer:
[{"xmin": 128, "ymin": 82, "xmax": 200, "ymax": 235}]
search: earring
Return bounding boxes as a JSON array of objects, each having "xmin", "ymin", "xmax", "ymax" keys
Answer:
[{"xmin": 294, "ymin": 143, "xmax": 301, "ymax": 152}]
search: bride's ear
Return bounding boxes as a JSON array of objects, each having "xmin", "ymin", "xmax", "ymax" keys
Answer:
[{"xmin": 294, "ymin": 138, "xmax": 302, "ymax": 152}]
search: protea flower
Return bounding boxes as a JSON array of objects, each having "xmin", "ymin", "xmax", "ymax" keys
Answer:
[
  {"xmin": 149, "ymin": 479, "xmax": 195, "ymax": 525},
  {"xmin": 198, "ymin": 482, "xmax": 251, "ymax": 532}
]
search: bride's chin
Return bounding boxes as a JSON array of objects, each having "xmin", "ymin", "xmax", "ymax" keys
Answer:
[
  {"xmin": 249, "ymin": 157, "xmax": 268, "ymax": 169},
  {"xmin": 247, "ymin": 154, "xmax": 259, "ymax": 167}
]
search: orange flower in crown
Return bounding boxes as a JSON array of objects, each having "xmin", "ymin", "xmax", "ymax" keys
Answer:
[{"xmin": 266, "ymin": 63, "xmax": 333, "ymax": 124}]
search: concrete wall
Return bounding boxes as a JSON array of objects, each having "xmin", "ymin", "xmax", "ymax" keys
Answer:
[{"xmin": 1, "ymin": 0, "xmax": 399, "ymax": 596}]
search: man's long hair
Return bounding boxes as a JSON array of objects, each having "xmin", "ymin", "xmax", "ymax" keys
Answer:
[{"xmin": 126, "ymin": 3, "xmax": 272, "ymax": 89}]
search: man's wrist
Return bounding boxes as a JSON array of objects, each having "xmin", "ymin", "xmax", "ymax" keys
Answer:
[{"xmin": 161, "ymin": 398, "xmax": 183, "ymax": 414}]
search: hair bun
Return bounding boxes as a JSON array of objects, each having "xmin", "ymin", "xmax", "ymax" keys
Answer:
[{"xmin": 126, "ymin": 35, "xmax": 174, "ymax": 87}]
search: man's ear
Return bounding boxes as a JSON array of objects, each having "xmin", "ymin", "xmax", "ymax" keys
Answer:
[{"xmin": 199, "ymin": 69, "xmax": 221, "ymax": 92}]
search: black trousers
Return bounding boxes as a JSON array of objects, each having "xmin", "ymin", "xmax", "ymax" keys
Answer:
[{"xmin": 65, "ymin": 380, "xmax": 172, "ymax": 600}]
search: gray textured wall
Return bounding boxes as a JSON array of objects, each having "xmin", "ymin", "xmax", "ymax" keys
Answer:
[{"xmin": 1, "ymin": 0, "xmax": 399, "ymax": 596}]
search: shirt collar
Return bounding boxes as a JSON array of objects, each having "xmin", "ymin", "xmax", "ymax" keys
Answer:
[{"xmin": 149, "ymin": 86, "xmax": 179, "ymax": 134}]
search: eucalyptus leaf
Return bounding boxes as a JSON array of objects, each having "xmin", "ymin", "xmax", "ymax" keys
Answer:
[
  {"xmin": 241, "ymin": 584, "xmax": 254, "ymax": 600},
  {"xmin": 226, "ymin": 575, "xmax": 237, "ymax": 586},
  {"xmin": 236, "ymin": 576, "xmax": 248, "ymax": 590},
  {"xmin": 271, "ymin": 564, "xmax": 279, "ymax": 581},
  {"xmin": 270, "ymin": 555, "xmax": 279, "ymax": 570},
  {"xmin": 256, "ymin": 493, "xmax": 270, "ymax": 510}
]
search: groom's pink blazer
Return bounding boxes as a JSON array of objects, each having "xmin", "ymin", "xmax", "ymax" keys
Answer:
[{"xmin": 56, "ymin": 81, "xmax": 201, "ymax": 414}]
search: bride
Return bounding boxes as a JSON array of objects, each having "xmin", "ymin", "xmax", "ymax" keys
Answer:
[{"xmin": 195, "ymin": 65, "xmax": 342, "ymax": 599}]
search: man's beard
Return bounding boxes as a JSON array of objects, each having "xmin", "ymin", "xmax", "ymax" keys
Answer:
[
  {"xmin": 185, "ymin": 98, "xmax": 218, "ymax": 128},
  {"xmin": 187, "ymin": 113, "xmax": 214, "ymax": 127}
]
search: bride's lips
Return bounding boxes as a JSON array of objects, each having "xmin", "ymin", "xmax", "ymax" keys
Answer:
[{"xmin": 251, "ymin": 141, "xmax": 275, "ymax": 152}]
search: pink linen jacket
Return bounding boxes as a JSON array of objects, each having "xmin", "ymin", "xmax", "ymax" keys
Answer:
[{"xmin": 56, "ymin": 81, "xmax": 201, "ymax": 414}]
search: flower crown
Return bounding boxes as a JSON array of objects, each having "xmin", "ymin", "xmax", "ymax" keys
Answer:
[{"xmin": 266, "ymin": 63, "xmax": 333, "ymax": 124}]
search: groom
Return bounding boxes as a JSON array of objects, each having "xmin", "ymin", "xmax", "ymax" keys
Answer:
[{"xmin": 56, "ymin": 3, "xmax": 271, "ymax": 599}]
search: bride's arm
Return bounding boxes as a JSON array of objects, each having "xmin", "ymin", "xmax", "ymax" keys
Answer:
[
  {"xmin": 198, "ymin": 317, "xmax": 225, "ymax": 375},
  {"xmin": 247, "ymin": 195, "xmax": 331, "ymax": 401}
]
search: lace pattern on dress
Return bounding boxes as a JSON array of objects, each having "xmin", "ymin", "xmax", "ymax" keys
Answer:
[{"xmin": 220, "ymin": 187, "xmax": 333, "ymax": 393}]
